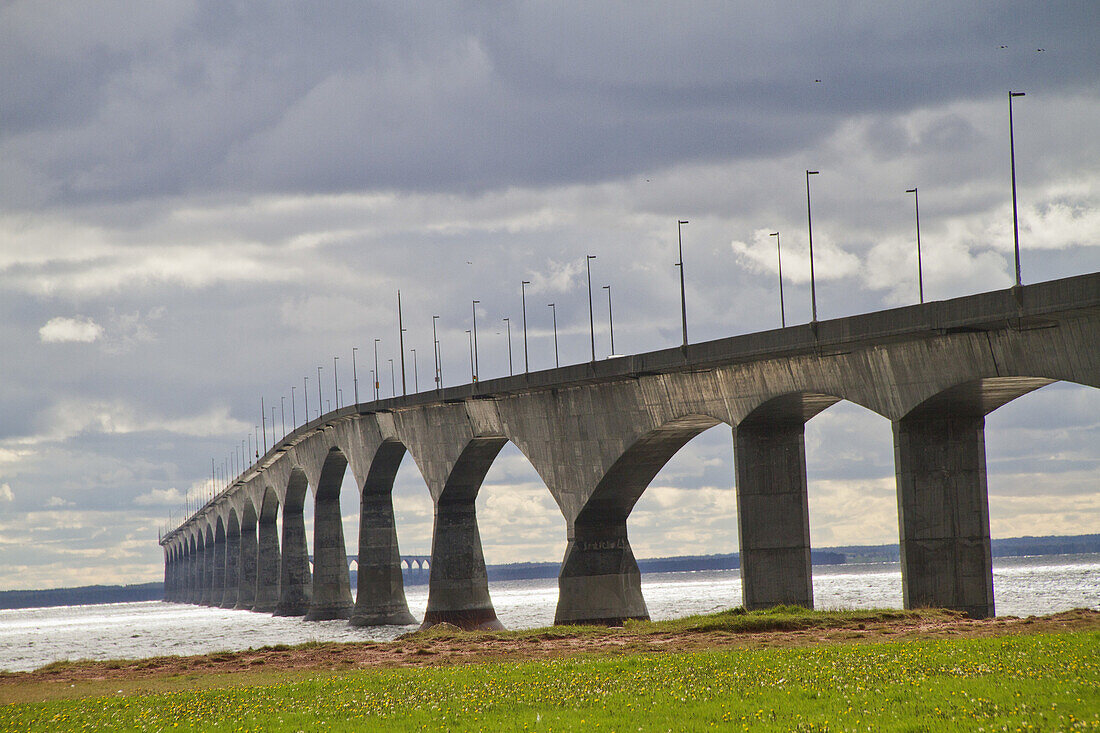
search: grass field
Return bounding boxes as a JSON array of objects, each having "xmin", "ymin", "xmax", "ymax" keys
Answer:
[{"xmin": 2, "ymin": 613, "xmax": 1098, "ymax": 731}]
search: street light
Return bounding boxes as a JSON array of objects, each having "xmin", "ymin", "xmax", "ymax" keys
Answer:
[
  {"xmin": 291, "ymin": 385, "xmax": 297, "ymax": 427},
  {"xmin": 373, "ymin": 339, "xmax": 381, "ymax": 401},
  {"xmin": 770, "ymin": 232, "xmax": 786, "ymax": 327},
  {"xmin": 261, "ymin": 397, "xmax": 267, "ymax": 452},
  {"xmin": 471, "ymin": 300, "xmax": 480, "ymax": 381},
  {"xmin": 586, "ymin": 255, "xmax": 596, "ymax": 361},
  {"xmin": 521, "ymin": 281, "xmax": 531, "ymax": 373},
  {"xmin": 316, "ymin": 366, "xmax": 323, "ymax": 417},
  {"xmin": 432, "ymin": 315, "xmax": 441, "ymax": 391},
  {"xmin": 805, "ymin": 170, "xmax": 820, "ymax": 323},
  {"xmin": 397, "ymin": 291, "xmax": 407, "ymax": 396},
  {"xmin": 905, "ymin": 188, "xmax": 924, "ymax": 303},
  {"xmin": 603, "ymin": 285, "xmax": 615, "ymax": 355},
  {"xmin": 303, "ymin": 376, "xmax": 309, "ymax": 424},
  {"xmin": 352, "ymin": 347, "xmax": 359, "ymax": 405},
  {"xmin": 466, "ymin": 330, "xmax": 475, "ymax": 381},
  {"xmin": 676, "ymin": 220, "xmax": 689, "ymax": 347},
  {"xmin": 333, "ymin": 356, "xmax": 340, "ymax": 409},
  {"xmin": 1009, "ymin": 91, "xmax": 1026, "ymax": 287},
  {"xmin": 280, "ymin": 396, "xmax": 285, "ymax": 437},
  {"xmin": 548, "ymin": 303, "xmax": 559, "ymax": 367},
  {"xmin": 503, "ymin": 317, "xmax": 513, "ymax": 375}
]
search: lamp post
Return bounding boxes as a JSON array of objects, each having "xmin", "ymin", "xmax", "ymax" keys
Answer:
[
  {"xmin": 261, "ymin": 397, "xmax": 267, "ymax": 452},
  {"xmin": 411, "ymin": 348, "xmax": 418, "ymax": 392},
  {"xmin": 676, "ymin": 220, "xmax": 689, "ymax": 346},
  {"xmin": 291, "ymin": 386, "xmax": 296, "ymax": 427},
  {"xmin": 397, "ymin": 291, "xmax": 407, "ymax": 395},
  {"xmin": 247, "ymin": 433, "xmax": 253, "ymax": 462},
  {"xmin": 586, "ymin": 255, "xmax": 596, "ymax": 361},
  {"xmin": 548, "ymin": 303, "xmax": 559, "ymax": 367},
  {"xmin": 466, "ymin": 330, "xmax": 474, "ymax": 381},
  {"xmin": 521, "ymin": 281, "xmax": 531, "ymax": 373},
  {"xmin": 770, "ymin": 232, "xmax": 786, "ymax": 327},
  {"xmin": 352, "ymin": 347, "xmax": 359, "ymax": 405},
  {"xmin": 254, "ymin": 425, "xmax": 259, "ymax": 459},
  {"xmin": 333, "ymin": 356, "xmax": 340, "ymax": 408},
  {"xmin": 373, "ymin": 338, "xmax": 381, "ymax": 400},
  {"xmin": 316, "ymin": 366, "xmax": 323, "ymax": 417},
  {"xmin": 303, "ymin": 376, "xmax": 309, "ymax": 425},
  {"xmin": 805, "ymin": 170, "xmax": 820, "ymax": 322},
  {"xmin": 280, "ymin": 396, "xmax": 285, "ymax": 437},
  {"xmin": 503, "ymin": 317, "xmax": 513, "ymax": 375},
  {"xmin": 471, "ymin": 300, "xmax": 480, "ymax": 381},
  {"xmin": 603, "ymin": 285, "xmax": 615, "ymax": 355},
  {"xmin": 905, "ymin": 188, "xmax": 924, "ymax": 303},
  {"xmin": 271, "ymin": 406, "xmax": 276, "ymax": 442},
  {"xmin": 432, "ymin": 315, "xmax": 441, "ymax": 391},
  {"xmin": 1009, "ymin": 91, "xmax": 1026, "ymax": 287}
]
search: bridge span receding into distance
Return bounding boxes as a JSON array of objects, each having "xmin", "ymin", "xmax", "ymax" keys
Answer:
[{"xmin": 158, "ymin": 273, "xmax": 1100, "ymax": 628}]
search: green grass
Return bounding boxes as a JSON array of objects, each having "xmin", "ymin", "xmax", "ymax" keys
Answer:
[{"xmin": 3, "ymin": 629, "xmax": 1098, "ymax": 732}]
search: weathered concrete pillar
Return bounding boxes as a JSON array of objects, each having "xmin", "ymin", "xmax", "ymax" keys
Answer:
[
  {"xmin": 210, "ymin": 534, "xmax": 226, "ymax": 607},
  {"xmin": 199, "ymin": 540, "xmax": 214, "ymax": 605},
  {"xmin": 235, "ymin": 522, "xmax": 258, "ymax": 610},
  {"xmin": 894, "ymin": 415, "xmax": 994, "ymax": 619},
  {"xmin": 351, "ymin": 486, "xmax": 416, "ymax": 626},
  {"xmin": 555, "ymin": 519, "xmax": 649, "ymax": 625},
  {"xmin": 274, "ymin": 501, "xmax": 312, "ymax": 616},
  {"xmin": 253, "ymin": 517, "xmax": 281, "ymax": 613},
  {"xmin": 422, "ymin": 494, "xmax": 503, "ymax": 630},
  {"xmin": 220, "ymin": 525, "xmax": 241, "ymax": 608},
  {"xmin": 162, "ymin": 552, "xmax": 171, "ymax": 601},
  {"xmin": 734, "ymin": 421, "xmax": 814, "ymax": 610},
  {"xmin": 187, "ymin": 548, "xmax": 199, "ymax": 604},
  {"xmin": 305, "ymin": 491, "xmax": 354, "ymax": 621}
]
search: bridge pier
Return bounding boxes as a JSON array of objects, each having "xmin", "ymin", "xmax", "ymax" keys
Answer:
[
  {"xmin": 188, "ymin": 545, "xmax": 200, "ymax": 604},
  {"xmin": 894, "ymin": 414, "xmax": 994, "ymax": 619},
  {"xmin": 199, "ymin": 538, "xmax": 214, "ymax": 605},
  {"xmin": 210, "ymin": 531, "xmax": 226, "ymax": 606},
  {"xmin": 274, "ymin": 499, "xmax": 312, "ymax": 616},
  {"xmin": 555, "ymin": 519, "xmax": 649, "ymax": 625},
  {"xmin": 253, "ymin": 515, "xmax": 280, "ymax": 613},
  {"xmin": 734, "ymin": 420, "xmax": 814, "ymax": 610},
  {"xmin": 220, "ymin": 522, "xmax": 241, "ymax": 608},
  {"xmin": 235, "ymin": 521, "xmax": 257, "ymax": 610},
  {"xmin": 305, "ymin": 491, "xmax": 354, "ymax": 621},
  {"xmin": 422, "ymin": 494, "xmax": 503, "ymax": 630},
  {"xmin": 351, "ymin": 482, "xmax": 416, "ymax": 626}
]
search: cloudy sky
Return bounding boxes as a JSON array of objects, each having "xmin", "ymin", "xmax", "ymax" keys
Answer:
[{"xmin": 1, "ymin": 1, "xmax": 1098, "ymax": 591}]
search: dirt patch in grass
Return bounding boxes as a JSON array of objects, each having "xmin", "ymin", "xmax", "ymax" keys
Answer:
[{"xmin": 3, "ymin": 607, "xmax": 1097, "ymax": 704}]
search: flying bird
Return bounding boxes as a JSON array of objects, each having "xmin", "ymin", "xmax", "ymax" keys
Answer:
[
  {"xmin": 1036, "ymin": 48, "xmax": 1045, "ymax": 52},
  {"xmin": 814, "ymin": 79, "xmax": 822, "ymax": 83},
  {"xmin": 1000, "ymin": 45, "xmax": 1008, "ymax": 49}
]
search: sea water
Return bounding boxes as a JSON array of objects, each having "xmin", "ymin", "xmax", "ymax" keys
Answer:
[{"xmin": 1, "ymin": 553, "xmax": 1097, "ymax": 673}]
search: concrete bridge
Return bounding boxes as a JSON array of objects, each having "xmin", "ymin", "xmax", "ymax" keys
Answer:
[{"xmin": 158, "ymin": 273, "xmax": 1100, "ymax": 628}]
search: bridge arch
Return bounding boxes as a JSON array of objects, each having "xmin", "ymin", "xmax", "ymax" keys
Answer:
[
  {"xmin": 305, "ymin": 446, "xmax": 355, "ymax": 620},
  {"xmin": 275, "ymin": 467, "xmax": 312, "ymax": 616},
  {"xmin": 220, "ymin": 509, "xmax": 241, "ymax": 608},
  {"xmin": 252, "ymin": 486, "xmax": 281, "ymax": 613}
]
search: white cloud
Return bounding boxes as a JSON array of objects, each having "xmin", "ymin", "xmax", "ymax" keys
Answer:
[
  {"xmin": 45, "ymin": 496, "xmax": 73, "ymax": 507},
  {"xmin": 0, "ymin": 484, "xmax": 12, "ymax": 502},
  {"xmin": 134, "ymin": 488, "xmax": 185, "ymax": 506},
  {"xmin": 38, "ymin": 316, "xmax": 103, "ymax": 343}
]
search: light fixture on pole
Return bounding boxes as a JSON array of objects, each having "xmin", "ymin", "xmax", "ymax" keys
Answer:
[
  {"xmin": 397, "ymin": 291, "xmax": 407, "ymax": 395},
  {"xmin": 603, "ymin": 285, "xmax": 614, "ymax": 355},
  {"xmin": 352, "ymin": 347, "xmax": 359, "ymax": 405},
  {"xmin": 1009, "ymin": 91, "xmax": 1026, "ymax": 287},
  {"xmin": 432, "ymin": 315, "xmax": 441, "ymax": 391},
  {"xmin": 373, "ymin": 339, "xmax": 381, "ymax": 400},
  {"xmin": 316, "ymin": 366, "xmax": 323, "ymax": 416},
  {"xmin": 333, "ymin": 356, "xmax": 339, "ymax": 409},
  {"xmin": 548, "ymin": 303, "xmax": 559, "ymax": 367},
  {"xmin": 303, "ymin": 376, "xmax": 309, "ymax": 424},
  {"xmin": 521, "ymin": 281, "xmax": 531, "ymax": 373},
  {"xmin": 905, "ymin": 188, "xmax": 924, "ymax": 303},
  {"xmin": 805, "ymin": 170, "xmax": 820, "ymax": 323},
  {"xmin": 471, "ymin": 300, "xmax": 480, "ymax": 381},
  {"xmin": 586, "ymin": 255, "xmax": 596, "ymax": 361},
  {"xmin": 676, "ymin": 220, "xmax": 689, "ymax": 346},
  {"xmin": 261, "ymin": 397, "xmax": 267, "ymax": 452},
  {"xmin": 280, "ymin": 396, "xmax": 285, "ymax": 437},
  {"xmin": 503, "ymin": 317, "xmax": 513, "ymax": 375},
  {"xmin": 290, "ymin": 385, "xmax": 296, "ymax": 427},
  {"xmin": 770, "ymin": 232, "xmax": 786, "ymax": 327}
]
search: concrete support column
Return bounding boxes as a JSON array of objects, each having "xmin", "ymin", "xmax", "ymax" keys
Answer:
[
  {"xmin": 220, "ymin": 528, "xmax": 241, "ymax": 608},
  {"xmin": 235, "ymin": 523, "xmax": 258, "ymax": 610},
  {"xmin": 734, "ymin": 421, "xmax": 814, "ymax": 610},
  {"xmin": 422, "ymin": 495, "xmax": 503, "ymax": 630},
  {"xmin": 274, "ymin": 504, "xmax": 312, "ymax": 616},
  {"xmin": 162, "ymin": 554, "xmax": 171, "ymax": 601},
  {"xmin": 188, "ymin": 550, "xmax": 199, "ymax": 604},
  {"xmin": 253, "ymin": 517, "xmax": 281, "ymax": 613},
  {"xmin": 199, "ymin": 542, "xmax": 213, "ymax": 605},
  {"xmin": 351, "ymin": 488, "xmax": 416, "ymax": 626},
  {"xmin": 555, "ymin": 519, "xmax": 649, "ymax": 625},
  {"xmin": 305, "ymin": 492, "xmax": 354, "ymax": 621},
  {"xmin": 210, "ymin": 535, "xmax": 226, "ymax": 606},
  {"xmin": 894, "ymin": 415, "xmax": 994, "ymax": 619}
]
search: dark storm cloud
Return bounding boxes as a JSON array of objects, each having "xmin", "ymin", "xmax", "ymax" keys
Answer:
[{"xmin": 3, "ymin": 1, "xmax": 1097, "ymax": 208}]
